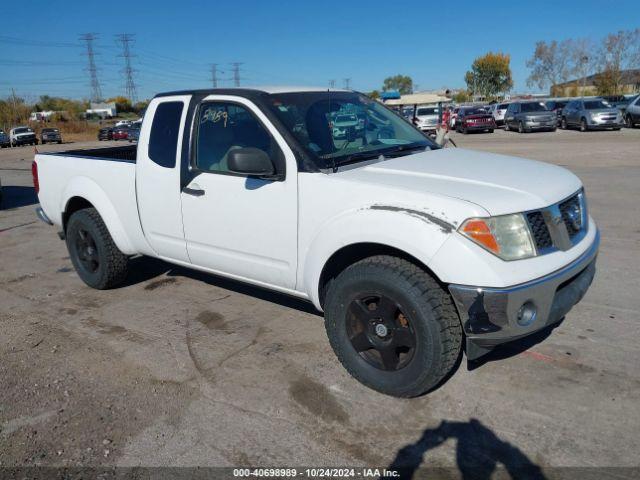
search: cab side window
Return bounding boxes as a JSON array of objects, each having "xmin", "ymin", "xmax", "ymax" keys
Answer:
[{"xmin": 195, "ymin": 102, "xmax": 283, "ymax": 174}]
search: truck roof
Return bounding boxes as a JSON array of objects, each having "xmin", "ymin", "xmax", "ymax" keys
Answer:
[{"xmin": 154, "ymin": 86, "xmax": 349, "ymax": 98}]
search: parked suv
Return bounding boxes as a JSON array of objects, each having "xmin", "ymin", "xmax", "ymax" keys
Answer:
[
  {"xmin": 98, "ymin": 127, "xmax": 114, "ymax": 141},
  {"xmin": 40, "ymin": 127, "xmax": 62, "ymax": 144},
  {"xmin": 489, "ymin": 103, "xmax": 509, "ymax": 127},
  {"xmin": 504, "ymin": 102, "xmax": 556, "ymax": 133},
  {"xmin": 561, "ymin": 98, "xmax": 622, "ymax": 131},
  {"xmin": 0, "ymin": 130, "xmax": 10, "ymax": 148},
  {"xmin": 545, "ymin": 100, "xmax": 568, "ymax": 126},
  {"xmin": 623, "ymin": 95, "xmax": 640, "ymax": 128},
  {"xmin": 455, "ymin": 106, "xmax": 495, "ymax": 133},
  {"xmin": 9, "ymin": 126, "xmax": 38, "ymax": 146},
  {"xmin": 413, "ymin": 105, "xmax": 440, "ymax": 132}
]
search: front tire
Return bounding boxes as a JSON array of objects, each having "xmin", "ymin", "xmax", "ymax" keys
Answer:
[
  {"xmin": 561, "ymin": 117, "xmax": 567, "ymax": 130},
  {"xmin": 323, "ymin": 256, "xmax": 462, "ymax": 397},
  {"xmin": 518, "ymin": 121, "xmax": 525, "ymax": 133},
  {"xmin": 66, "ymin": 208, "xmax": 129, "ymax": 289},
  {"xmin": 580, "ymin": 118, "xmax": 588, "ymax": 132}
]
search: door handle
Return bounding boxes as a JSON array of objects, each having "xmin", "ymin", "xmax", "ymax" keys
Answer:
[{"xmin": 183, "ymin": 184, "xmax": 205, "ymax": 196}]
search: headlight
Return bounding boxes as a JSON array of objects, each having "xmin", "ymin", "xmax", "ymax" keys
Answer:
[{"xmin": 460, "ymin": 213, "xmax": 536, "ymax": 261}]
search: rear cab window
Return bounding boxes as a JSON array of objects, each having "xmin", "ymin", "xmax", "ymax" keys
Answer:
[{"xmin": 148, "ymin": 101, "xmax": 184, "ymax": 168}]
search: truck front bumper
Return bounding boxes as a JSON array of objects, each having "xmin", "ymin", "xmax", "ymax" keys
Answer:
[{"xmin": 448, "ymin": 230, "xmax": 599, "ymax": 360}]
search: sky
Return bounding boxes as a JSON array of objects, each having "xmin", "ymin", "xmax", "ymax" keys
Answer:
[{"xmin": 1, "ymin": 0, "xmax": 639, "ymax": 102}]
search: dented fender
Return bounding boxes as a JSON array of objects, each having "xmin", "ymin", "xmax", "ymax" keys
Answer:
[{"xmin": 300, "ymin": 204, "xmax": 460, "ymax": 310}]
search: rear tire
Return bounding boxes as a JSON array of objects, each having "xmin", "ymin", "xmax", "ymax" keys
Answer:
[
  {"xmin": 561, "ymin": 117, "xmax": 567, "ymax": 130},
  {"xmin": 323, "ymin": 256, "xmax": 462, "ymax": 397},
  {"xmin": 66, "ymin": 208, "xmax": 129, "ymax": 289},
  {"xmin": 580, "ymin": 118, "xmax": 588, "ymax": 132}
]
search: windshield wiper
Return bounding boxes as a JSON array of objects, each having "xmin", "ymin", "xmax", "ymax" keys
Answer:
[
  {"xmin": 380, "ymin": 143, "xmax": 429, "ymax": 158},
  {"xmin": 333, "ymin": 151, "xmax": 383, "ymax": 170}
]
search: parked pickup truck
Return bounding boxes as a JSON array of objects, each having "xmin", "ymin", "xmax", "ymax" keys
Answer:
[{"xmin": 33, "ymin": 87, "xmax": 599, "ymax": 397}]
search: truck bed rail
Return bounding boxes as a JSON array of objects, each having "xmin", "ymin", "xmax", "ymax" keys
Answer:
[{"xmin": 42, "ymin": 145, "xmax": 137, "ymax": 163}]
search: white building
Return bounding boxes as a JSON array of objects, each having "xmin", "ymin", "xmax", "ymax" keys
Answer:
[{"xmin": 86, "ymin": 102, "xmax": 117, "ymax": 118}]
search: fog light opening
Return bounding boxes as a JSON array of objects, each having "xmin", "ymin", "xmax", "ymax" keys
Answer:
[{"xmin": 517, "ymin": 301, "xmax": 537, "ymax": 326}]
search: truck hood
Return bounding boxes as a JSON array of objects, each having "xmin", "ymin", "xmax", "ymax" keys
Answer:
[{"xmin": 337, "ymin": 148, "xmax": 582, "ymax": 216}]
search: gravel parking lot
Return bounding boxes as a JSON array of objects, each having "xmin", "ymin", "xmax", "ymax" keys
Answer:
[{"xmin": 1, "ymin": 129, "xmax": 639, "ymax": 476}]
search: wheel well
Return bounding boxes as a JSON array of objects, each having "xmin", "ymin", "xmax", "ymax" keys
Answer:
[
  {"xmin": 63, "ymin": 197, "xmax": 94, "ymax": 231},
  {"xmin": 318, "ymin": 242, "xmax": 441, "ymax": 308}
]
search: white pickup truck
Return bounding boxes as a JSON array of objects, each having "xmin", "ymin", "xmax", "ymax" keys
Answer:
[{"xmin": 33, "ymin": 87, "xmax": 599, "ymax": 397}]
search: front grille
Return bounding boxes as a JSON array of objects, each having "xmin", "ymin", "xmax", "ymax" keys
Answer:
[
  {"xmin": 526, "ymin": 192, "xmax": 586, "ymax": 253},
  {"xmin": 559, "ymin": 194, "xmax": 582, "ymax": 237},
  {"xmin": 526, "ymin": 211, "xmax": 553, "ymax": 249}
]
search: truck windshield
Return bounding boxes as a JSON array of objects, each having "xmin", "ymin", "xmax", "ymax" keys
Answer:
[{"xmin": 266, "ymin": 91, "xmax": 433, "ymax": 169}]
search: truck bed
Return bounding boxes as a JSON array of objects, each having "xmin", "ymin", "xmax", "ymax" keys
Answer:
[
  {"xmin": 35, "ymin": 145, "xmax": 146, "ymax": 255},
  {"xmin": 56, "ymin": 144, "xmax": 137, "ymax": 163}
]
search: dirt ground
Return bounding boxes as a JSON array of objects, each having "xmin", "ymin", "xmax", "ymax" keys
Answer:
[{"xmin": 1, "ymin": 129, "xmax": 639, "ymax": 477}]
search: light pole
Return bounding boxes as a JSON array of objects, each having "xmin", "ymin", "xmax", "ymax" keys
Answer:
[{"xmin": 580, "ymin": 55, "xmax": 589, "ymax": 98}]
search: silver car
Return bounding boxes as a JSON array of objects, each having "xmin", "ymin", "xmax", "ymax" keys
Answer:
[
  {"xmin": 561, "ymin": 98, "xmax": 623, "ymax": 131},
  {"xmin": 504, "ymin": 101, "xmax": 557, "ymax": 133}
]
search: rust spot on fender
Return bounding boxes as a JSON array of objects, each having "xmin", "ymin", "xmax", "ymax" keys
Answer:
[{"xmin": 368, "ymin": 205, "xmax": 455, "ymax": 234}]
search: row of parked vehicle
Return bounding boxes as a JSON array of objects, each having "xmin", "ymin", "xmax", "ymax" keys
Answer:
[
  {"xmin": 0, "ymin": 126, "xmax": 63, "ymax": 148},
  {"xmin": 97, "ymin": 120, "xmax": 141, "ymax": 143},
  {"xmin": 447, "ymin": 94, "xmax": 640, "ymax": 134}
]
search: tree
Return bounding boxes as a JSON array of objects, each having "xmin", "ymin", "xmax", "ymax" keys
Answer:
[
  {"xmin": 367, "ymin": 90, "xmax": 380, "ymax": 100},
  {"xmin": 133, "ymin": 100, "xmax": 150, "ymax": 114},
  {"xmin": 106, "ymin": 96, "xmax": 133, "ymax": 113},
  {"xmin": 465, "ymin": 53, "xmax": 513, "ymax": 99},
  {"xmin": 453, "ymin": 91, "xmax": 471, "ymax": 103},
  {"xmin": 382, "ymin": 75, "xmax": 413, "ymax": 95},
  {"xmin": 595, "ymin": 29, "xmax": 640, "ymax": 94},
  {"xmin": 526, "ymin": 40, "xmax": 572, "ymax": 92}
]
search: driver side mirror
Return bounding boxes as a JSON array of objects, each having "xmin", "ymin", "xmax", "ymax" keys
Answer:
[{"xmin": 227, "ymin": 147, "xmax": 275, "ymax": 177}]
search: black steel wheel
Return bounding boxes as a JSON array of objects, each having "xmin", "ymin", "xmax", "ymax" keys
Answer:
[
  {"xmin": 346, "ymin": 294, "xmax": 416, "ymax": 371},
  {"xmin": 66, "ymin": 208, "xmax": 128, "ymax": 289},
  {"xmin": 324, "ymin": 255, "xmax": 462, "ymax": 397},
  {"xmin": 74, "ymin": 227, "xmax": 100, "ymax": 274}
]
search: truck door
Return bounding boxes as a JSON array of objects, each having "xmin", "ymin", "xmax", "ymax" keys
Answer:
[
  {"xmin": 136, "ymin": 95, "xmax": 191, "ymax": 262},
  {"xmin": 180, "ymin": 95, "xmax": 298, "ymax": 289}
]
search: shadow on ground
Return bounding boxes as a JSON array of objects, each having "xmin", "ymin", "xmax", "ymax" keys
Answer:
[
  {"xmin": 0, "ymin": 186, "xmax": 38, "ymax": 210},
  {"xmin": 389, "ymin": 418, "xmax": 546, "ymax": 480},
  {"xmin": 121, "ymin": 255, "xmax": 320, "ymax": 315}
]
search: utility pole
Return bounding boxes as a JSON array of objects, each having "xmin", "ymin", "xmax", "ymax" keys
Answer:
[
  {"xmin": 329, "ymin": 79, "xmax": 336, "ymax": 89},
  {"xmin": 210, "ymin": 64, "xmax": 221, "ymax": 88},
  {"xmin": 80, "ymin": 33, "xmax": 102, "ymax": 102},
  {"xmin": 230, "ymin": 62, "xmax": 243, "ymax": 87},
  {"xmin": 343, "ymin": 78, "xmax": 351, "ymax": 90},
  {"xmin": 116, "ymin": 33, "xmax": 138, "ymax": 104}
]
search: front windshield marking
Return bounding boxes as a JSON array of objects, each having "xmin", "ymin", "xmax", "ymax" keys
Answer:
[{"xmin": 267, "ymin": 92, "xmax": 433, "ymax": 169}]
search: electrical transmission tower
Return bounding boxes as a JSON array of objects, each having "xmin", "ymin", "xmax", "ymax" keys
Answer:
[
  {"xmin": 80, "ymin": 33, "xmax": 102, "ymax": 102},
  {"xmin": 343, "ymin": 78, "xmax": 351, "ymax": 89},
  {"xmin": 230, "ymin": 62, "xmax": 243, "ymax": 87},
  {"xmin": 211, "ymin": 64, "xmax": 221, "ymax": 88},
  {"xmin": 116, "ymin": 33, "xmax": 138, "ymax": 104},
  {"xmin": 329, "ymin": 79, "xmax": 336, "ymax": 88}
]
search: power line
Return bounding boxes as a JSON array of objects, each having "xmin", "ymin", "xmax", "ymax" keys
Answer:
[
  {"xmin": 230, "ymin": 62, "xmax": 243, "ymax": 87},
  {"xmin": 79, "ymin": 33, "xmax": 102, "ymax": 102},
  {"xmin": 116, "ymin": 33, "xmax": 138, "ymax": 104}
]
